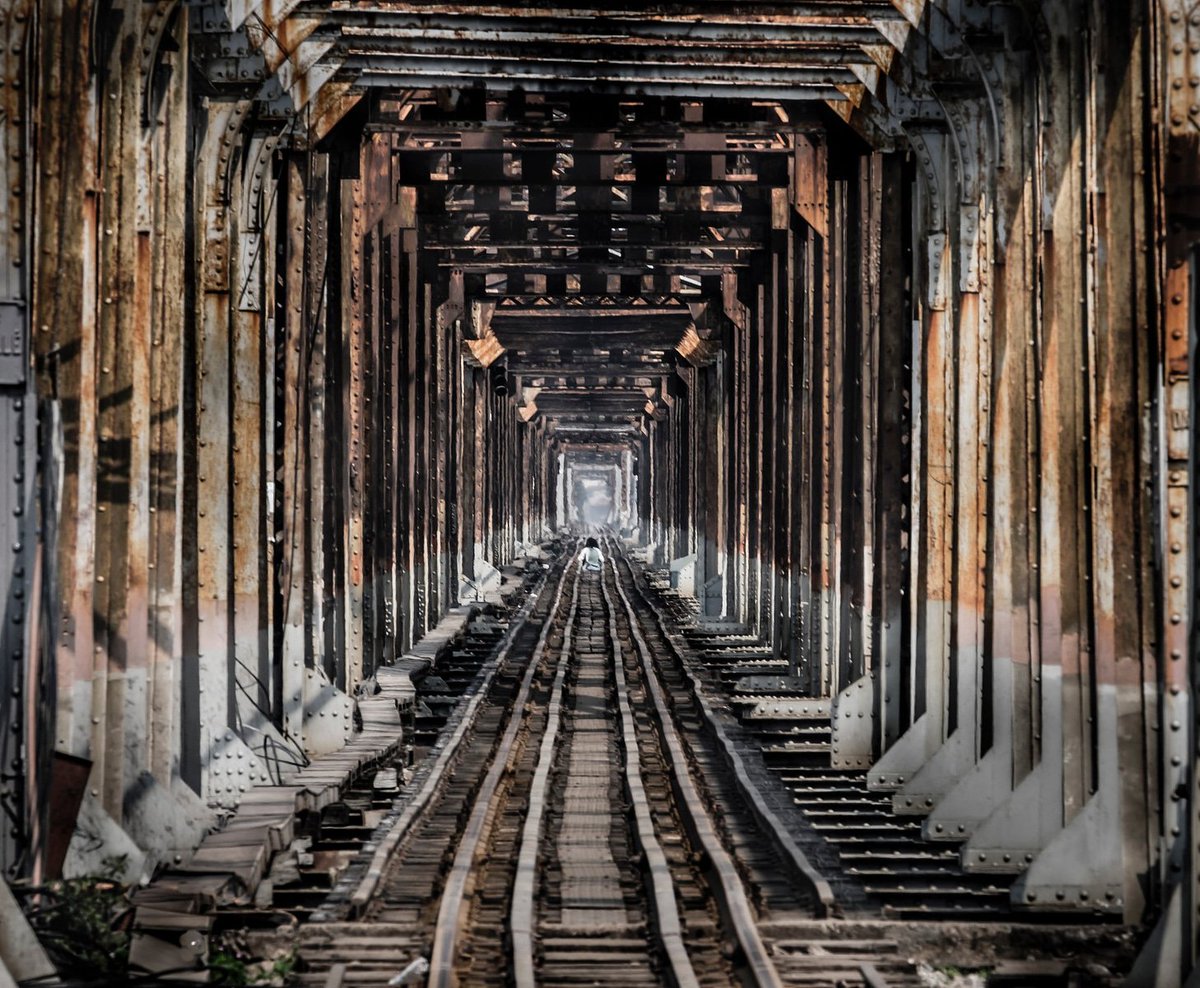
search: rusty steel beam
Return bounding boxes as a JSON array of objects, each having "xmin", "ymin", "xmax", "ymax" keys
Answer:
[
  {"xmin": 145, "ymin": 12, "xmax": 191, "ymax": 794},
  {"xmin": 322, "ymin": 6, "xmax": 901, "ymax": 45},
  {"xmin": 4, "ymin": 2, "xmax": 1197, "ymax": 968},
  {"xmin": 0, "ymin": 0, "xmax": 35, "ymax": 882},
  {"xmin": 278, "ymin": 154, "xmax": 308, "ymax": 743}
]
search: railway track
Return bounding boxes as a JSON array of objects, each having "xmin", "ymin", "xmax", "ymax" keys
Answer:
[
  {"xmin": 287, "ymin": 540, "xmax": 1133, "ymax": 986},
  {"xmin": 426, "ymin": 544, "xmax": 780, "ymax": 987},
  {"xmin": 298, "ymin": 539, "xmax": 907, "ymax": 986}
]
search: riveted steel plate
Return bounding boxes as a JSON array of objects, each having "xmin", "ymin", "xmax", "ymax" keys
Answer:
[{"xmin": 0, "ymin": 302, "xmax": 25, "ymax": 386}]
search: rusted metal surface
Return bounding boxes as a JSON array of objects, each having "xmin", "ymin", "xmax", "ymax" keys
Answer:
[
  {"xmin": 280, "ymin": 154, "xmax": 309, "ymax": 746},
  {"xmin": 0, "ymin": 0, "xmax": 35, "ymax": 884},
  {"xmin": 0, "ymin": 2, "xmax": 1196, "ymax": 981}
]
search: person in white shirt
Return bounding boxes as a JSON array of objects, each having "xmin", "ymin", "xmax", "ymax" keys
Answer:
[{"xmin": 580, "ymin": 537, "xmax": 603, "ymax": 572}]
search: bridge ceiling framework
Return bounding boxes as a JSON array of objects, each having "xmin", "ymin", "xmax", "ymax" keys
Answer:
[{"xmin": 1, "ymin": 0, "xmax": 1199, "ymax": 978}]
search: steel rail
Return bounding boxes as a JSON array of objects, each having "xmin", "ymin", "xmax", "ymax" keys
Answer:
[
  {"xmin": 597, "ymin": 556, "xmax": 704, "ymax": 988},
  {"xmin": 427, "ymin": 551, "xmax": 582, "ymax": 988},
  {"xmin": 509, "ymin": 555, "xmax": 584, "ymax": 988},
  {"xmin": 603, "ymin": 538, "xmax": 785, "ymax": 988},
  {"xmin": 344, "ymin": 559, "xmax": 559, "ymax": 915},
  {"xmin": 612, "ymin": 546, "xmax": 838, "ymax": 916}
]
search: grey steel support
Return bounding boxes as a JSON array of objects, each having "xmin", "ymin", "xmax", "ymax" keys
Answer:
[
  {"xmin": 873, "ymin": 154, "xmax": 911, "ymax": 753},
  {"xmin": 867, "ymin": 128, "xmax": 955, "ymax": 793},
  {"xmin": 0, "ymin": 0, "xmax": 35, "ymax": 880},
  {"xmin": 231, "ymin": 133, "xmax": 276, "ymax": 769},
  {"xmin": 792, "ymin": 216, "xmax": 820, "ymax": 696},
  {"xmin": 698, "ymin": 355, "xmax": 726, "ymax": 617},
  {"xmin": 278, "ymin": 154, "xmax": 309, "ymax": 742},
  {"xmin": 341, "ymin": 171, "xmax": 369, "ymax": 673},
  {"xmin": 0, "ymin": 309, "xmax": 33, "ymax": 883}
]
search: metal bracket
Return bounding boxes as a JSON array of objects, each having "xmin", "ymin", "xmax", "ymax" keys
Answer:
[
  {"xmin": 0, "ymin": 302, "xmax": 26, "ymax": 386},
  {"xmin": 891, "ymin": 731, "xmax": 976, "ymax": 816},
  {"xmin": 831, "ymin": 673, "xmax": 875, "ymax": 770},
  {"xmin": 301, "ymin": 667, "xmax": 354, "ymax": 758},
  {"xmin": 926, "ymin": 233, "xmax": 949, "ymax": 311},
  {"xmin": 959, "ymin": 204, "xmax": 981, "ymax": 293},
  {"xmin": 732, "ymin": 697, "xmax": 831, "ymax": 720},
  {"xmin": 1008, "ymin": 784, "xmax": 1125, "ymax": 915},
  {"xmin": 203, "ymin": 729, "xmax": 273, "ymax": 810}
]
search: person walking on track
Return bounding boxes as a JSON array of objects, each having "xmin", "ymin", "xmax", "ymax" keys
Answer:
[{"xmin": 580, "ymin": 537, "xmax": 604, "ymax": 572}]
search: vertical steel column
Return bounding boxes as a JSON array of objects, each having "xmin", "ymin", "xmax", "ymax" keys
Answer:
[
  {"xmin": 949, "ymin": 15, "xmax": 1099, "ymax": 890},
  {"xmin": 341, "ymin": 169, "xmax": 367, "ymax": 679},
  {"xmin": 815, "ymin": 173, "xmax": 840, "ymax": 700},
  {"xmin": 1126, "ymin": 1, "xmax": 1200, "ymax": 971},
  {"xmin": 700, "ymin": 356, "xmax": 726, "ymax": 617},
  {"xmin": 874, "ymin": 155, "xmax": 910, "ymax": 751},
  {"xmin": 761, "ymin": 248, "xmax": 781, "ymax": 651},
  {"xmin": 684, "ymin": 363, "xmax": 700, "ymax": 571},
  {"xmin": 1164, "ymin": 0, "xmax": 1200, "ymax": 956},
  {"xmin": 360, "ymin": 221, "xmax": 378, "ymax": 669},
  {"xmin": 461, "ymin": 355, "xmax": 482, "ymax": 585},
  {"xmin": 400, "ymin": 212, "xmax": 418, "ymax": 650},
  {"xmin": 473, "ymin": 328, "xmax": 488, "ymax": 576},
  {"xmin": 929, "ymin": 95, "xmax": 1038, "ymax": 839},
  {"xmin": 195, "ymin": 100, "xmax": 267, "ymax": 806},
  {"xmin": 432, "ymin": 274, "xmax": 452, "ymax": 622},
  {"xmin": 782, "ymin": 206, "xmax": 801, "ymax": 662},
  {"xmin": 792, "ymin": 219, "xmax": 820, "ymax": 691},
  {"xmin": 306, "ymin": 156, "xmax": 331, "ymax": 681},
  {"xmin": 92, "ymin": 5, "xmax": 149, "ymax": 819},
  {"xmin": 867, "ymin": 130, "xmax": 955, "ymax": 790},
  {"xmin": 278, "ymin": 155, "xmax": 309, "ymax": 739},
  {"xmin": 750, "ymin": 284, "xmax": 766, "ymax": 636},
  {"xmin": 1084, "ymin": 6, "xmax": 1157, "ymax": 916},
  {"xmin": 831, "ymin": 153, "xmax": 880, "ymax": 769},
  {"xmin": 726, "ymin": 299, "xmax": 742, "ymax": 626},
  {"xmin": 381, "ymin": 226, "xmax": 400, "ymax": 661},
  {"xmin": 0, "ymin": 0, "xmax": 34, "ymax": 878},
  {"xmin": 444, "ymin": 275, "xmax": 463, "ymax": 593},
  {"xmin": 772, "ymin": 241, "xmax": 789, "ymax": 654},
  {"xmin": 34, "ymin": 0, "xmax": 101, "ymax": 800},
  {"xmin": 145, "ymin": 18, "xmax": 190, "ymax": 792},
  {"xmin": 232, "ymin": 134, "xmax": 291, "ymax": 776},
  {"xmin": 414, "ymin": 273, "xmax": 430, "ymax": 634},
  {"xmin": 231, "ymin": 136, "xmax": 274, "ymax": 762}
]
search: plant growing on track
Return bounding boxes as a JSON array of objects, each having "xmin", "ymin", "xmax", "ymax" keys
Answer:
[
  {"xmin": 18, "ymin": 855, "xmax": 132, "ymax": 981},
  {"xmin": 208, "ymin": 930, "xmax": 297, "ymax": 987}
]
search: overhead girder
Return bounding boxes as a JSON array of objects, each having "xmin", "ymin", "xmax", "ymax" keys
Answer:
[
  {"xmin": 340, "ymin": 63, "xmax": 852, "ymax": 103},
  {"xmin": 441, "ymin": 260, "xmax": 756, "ymax": 273},
  {"xmin": 329, "ymin": 6, "xmax": 902, "ymax": 101},
  {"xmin": 188, "ymin": 1, "xmax": 360, "ymax": 142},
  {"xmin": 404, "ymin": 159, "xmax": 794, "ymax": 183},
  {"xmin": 548, "ymin": 423, "xmax": 643, "ymax": 440},
  {"xmin": 475, "ymin": 295, "xmax": 708, "ymax": 376},
  {"xmin": 428, "ymin": 245, "xmax": 761, "ymax": 259},
  {"xmin": 333, "ymin": 31, "xmax": 877, "ymax": 72},
  {"xmin": 422, "ymin": 219, "xmax": 774, "ymax": 245},
  {"xmin": 521, "ymin": 377, "xmax": 661, "ymax": 392},
  {"xmin": 535, "ymin": 392, "xmax": 659, "ymax": 417},
  {"xmin": 371, "ymin": 120, "xmax": 820, "ymax": 143},
  {"xmin": 181, "ymin": 0, "xmax": 934, "ymax": 156},
  {"xmin": 507, "ymin": 362, "xmax": 680, "ymax": 378},
  {"xmin": 493, "ymin": 305, "xmax": 688, "ymax": 325},
  {"xmin": 496, "ymin": 335, "xmax": 692, "ymax": 353},
  {"xmin": 314, "ymin": 4, "xmax": 903, "ymax": 48},
  {"xmin": 178, "ymin": 0, "xmax": 1030, "ymax": 167}
]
